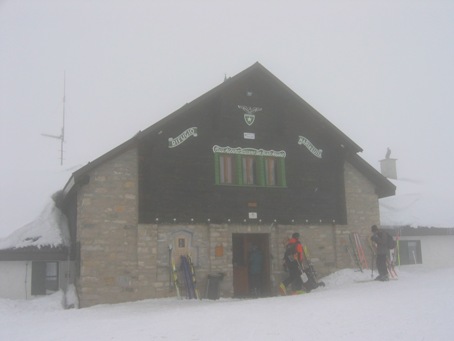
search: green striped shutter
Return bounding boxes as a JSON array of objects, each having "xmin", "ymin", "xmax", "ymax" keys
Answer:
[
  {"xmin": 214, "ymin": 153, "xmax": 220, "ymax": 185},
  {"xmin": 279, "ymin": 158, "xmax": 287, "ymax": 187}
]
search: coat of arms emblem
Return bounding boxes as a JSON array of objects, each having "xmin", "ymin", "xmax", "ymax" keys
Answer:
[{"xmin": 238, "ymin": 105, "xmax": 262, "ymax": 126}]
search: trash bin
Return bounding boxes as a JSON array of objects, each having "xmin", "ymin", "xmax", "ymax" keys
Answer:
[{"xmin": 205, "ymin": 273, "xmax": 224, "ymax": 300}]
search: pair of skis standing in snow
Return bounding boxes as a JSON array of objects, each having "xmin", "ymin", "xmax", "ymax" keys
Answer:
[
  {"xmin": 280, "ymin": 232, "xmax": 325, "ymax": 295},
  {"xmin": 170, "ymin": 247, "xmax": 199, "ymax": 300}
]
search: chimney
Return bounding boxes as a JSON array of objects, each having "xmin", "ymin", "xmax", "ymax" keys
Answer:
[{"xmin": 380, "ymin": 147, "xmax": 397, "ymax": 179}]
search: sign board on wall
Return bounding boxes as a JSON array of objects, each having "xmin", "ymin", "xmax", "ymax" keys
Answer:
[{"xmin": 168, "ymin": 127, "xmax": 198, "ymax": 148}]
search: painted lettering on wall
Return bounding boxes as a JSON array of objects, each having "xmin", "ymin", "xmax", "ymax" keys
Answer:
[
  {"xmin": 298, "ymin": 136, "xmax": 323, "ymax": 158},
  {"xmin": 168, "ymin": 127, "xmax": 198, "ymax": 148},
  {"xmin": 238, "ymin": 105, "xmax": 262, "ymax": 126},
  {"xmin": 213, "ymin": 145, "xmax": 286, "ymax": 158}
]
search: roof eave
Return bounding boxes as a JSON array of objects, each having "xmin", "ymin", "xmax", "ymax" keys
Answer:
[{"xmin": 0, "ymin": 245, "xmax": 70, "ymax": 261}]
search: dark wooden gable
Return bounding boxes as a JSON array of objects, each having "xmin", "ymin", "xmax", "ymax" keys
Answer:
[
  {"xmin": 63, "ymin": 63, "xmax": 394, "ymax": 226},
  {"xmin": 138, "ymin": 63, "xmax": 359, "ymax": 225}
]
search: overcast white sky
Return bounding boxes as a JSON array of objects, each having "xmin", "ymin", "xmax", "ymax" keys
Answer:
[{"xmin": 1, "ymin": 1, "xmax": 453, "ymax": 237}]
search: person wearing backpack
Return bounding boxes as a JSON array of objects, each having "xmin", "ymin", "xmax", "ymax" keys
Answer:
[
  {"xmin": 370, "ymin": 225, "xmax": 390, "ymax": 281},
  {"xmin": 280, "ymin": 232, "xmax": 304, "ymax": 294}
]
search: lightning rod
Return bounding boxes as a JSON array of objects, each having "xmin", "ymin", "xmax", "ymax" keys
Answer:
[{"xmin": 42, "ymin": 72, "xmax": 66, "ymax": 165}]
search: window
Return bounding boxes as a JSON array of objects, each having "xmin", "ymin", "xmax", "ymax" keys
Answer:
[
  {"xmin": 398, "ymin": 240, "xmax": 422, "ymax": 265},
  {"xmin": 213, "ymin": 146, "xmax": 286, "ymax": 187},
  {"xmin": 219, "ymin": 155, "xmax": 234, "ymax": 184},
  {"xmin": 31, "ymin": 261, "xmax": 59, "ymax": 295},
  {"xmin": 45, "ymin": 262, "xmax": 59, "ymax": 292},
  {"xmin": 242, "ymin": 156, "xmax": 256, "ymax": 185},
  {"xmin": 265, "ymin": 157, "xmax": 277, "ymax": 186}
]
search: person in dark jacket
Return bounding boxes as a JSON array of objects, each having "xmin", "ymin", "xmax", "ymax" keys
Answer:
[
  {"xmin": 280, "ymin": 233, "xmax": 304, "ymax": 294},
  {"xmin": 370, "ymin": 225, "xmax": 389, "ymax": 281},
  {"xmin": 248, "ymin": 244, "xmax": 263, "ymax": 297}
]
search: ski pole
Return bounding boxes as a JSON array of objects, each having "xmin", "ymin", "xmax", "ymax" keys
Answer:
[
  {"xmin": 371, "ymin": 251, "xmax": 374, "ymax": 279},
  {"xmin": 168, "ymin": 245, "xmax": 173, "ymax": 289}
]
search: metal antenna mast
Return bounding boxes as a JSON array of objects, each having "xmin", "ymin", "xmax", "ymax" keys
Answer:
[{"xmin": 42, "ymin": 72, "xmax": 66, "ymax": 165}]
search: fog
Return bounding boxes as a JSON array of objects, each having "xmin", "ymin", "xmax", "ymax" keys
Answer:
[{"xmin": 1, "ymin": 1, "xmax": 453, "ymax": 236}]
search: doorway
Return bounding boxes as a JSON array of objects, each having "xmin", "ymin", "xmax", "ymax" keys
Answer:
[{"xmin": 232, "ymin": 233, "xmax": 270, "ymax": 297}]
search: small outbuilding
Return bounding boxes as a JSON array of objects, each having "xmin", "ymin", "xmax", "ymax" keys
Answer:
[{"xmin": 0, "ymin": 199, "xmax": 75, "ymax": 300}]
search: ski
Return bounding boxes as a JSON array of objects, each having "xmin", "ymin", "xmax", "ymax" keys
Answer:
[
  {"xmin": 180, "ymin": 255, "xmax": 199, "ymax": 299},
  {"xmin": 349, "ymin": 233, "xmax": 364, "ymax": 272},
  {"xmin": 169, "ymin": 245, "xmax": 181, "ymax": 298},
  {"xmin": 180, "ymin": 255, "xmax": 194, "ymax": 299},
  {"xmin": 387, "ymin": 254, "xmax": 398, "ymax": 279},
  {"xmin": 299, "ymin": 245, "xmax": 326, "ymax": 292},
  {"xmin": 171, "ymin": 256, "xmax": 181, "ymax": 298},
  {"xmin": 355, "ymin": 277, "xmax": 398, "ymax": 283},
  {"xmin": 186, "ymin": 254, "xmax": 200, "ymax": 299},
  {"xmin": 352, "ymin": 232, "xmax": 368, "ymax": 270},
  {"xmin": 279, "ymin": 282, "xmax": 287, "ymax": 295}
]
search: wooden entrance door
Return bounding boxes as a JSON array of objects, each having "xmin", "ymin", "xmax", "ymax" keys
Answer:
[{"xmin": 232, "ymin": 233, "xmax": 270, "ymax": 297}]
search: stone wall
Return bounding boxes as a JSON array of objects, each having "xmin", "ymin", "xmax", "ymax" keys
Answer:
[
  {"xmin": 337, "ymin": 161, "xmax": 381, "ymax": 269},
  {"xmin": 75, "ymin": 149, "xmax": 382, "ymax": 307},
  {"xmin": 136, "ymin": 223, "xmax": 339, "ymax": 299},
  {"xmin": 76, "ymin": 147, "xmax": 139, "ymax": 307}
]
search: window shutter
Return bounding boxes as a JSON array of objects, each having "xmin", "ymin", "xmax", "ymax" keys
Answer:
[
  {"xmin": 258, "ymin": 156, "xmax": 265, "ymax": 186},
  {"xmin": 236, "ymin": 154, "xmax": 243, "ymax": 185},
  {"xmin": 279, "ymin": 158, "xmax": 287, "ymax": 187},
  {"xmin": 31, "ymin": 262, "xmax": 46, "ymax": 295},
  {"xmin": 214, "ymin": 153, "xmax": 220, "ymax": 184}
]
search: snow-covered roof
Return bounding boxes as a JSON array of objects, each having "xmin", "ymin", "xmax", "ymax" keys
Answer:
[
  {"xmin": 0, "ymin": 199, "xmax": 70, "ymax": 250},
  {"xmin": 380, "ymin": 178, "xmax": 453, "ymax": 229}
]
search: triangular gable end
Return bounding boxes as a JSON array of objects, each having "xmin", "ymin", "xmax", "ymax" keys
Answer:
[{"xmin": 63, "ymin": 62, "xmax": 391, "ymax": 198}]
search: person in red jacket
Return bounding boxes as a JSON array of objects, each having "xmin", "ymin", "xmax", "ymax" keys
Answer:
[{"xmin": 280, "ymin": 233, "xmax": 304, "ymax": 294}]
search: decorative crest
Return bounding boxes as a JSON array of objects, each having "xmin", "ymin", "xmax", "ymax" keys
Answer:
[{"xmin": 238, "ymin": 105, "xmax": 262, "ymax": 126}]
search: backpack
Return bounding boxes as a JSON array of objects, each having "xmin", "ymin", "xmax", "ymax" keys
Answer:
[
  {"xmin": 386, "ymin": 233, "xmax": 397, "ymax": 250},
  {"xmin": 283, "ymin": 241, "xmax": 298, "ymax": 264}
]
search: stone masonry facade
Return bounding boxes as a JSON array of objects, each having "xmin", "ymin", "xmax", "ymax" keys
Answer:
[{"xmin": 75, "ymin": 148, "xmax": 380, "ymax": 307}]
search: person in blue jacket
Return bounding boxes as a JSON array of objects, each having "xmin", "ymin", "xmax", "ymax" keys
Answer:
[{"xmin": 248, "ymin": 244, "xmax": 263, "ymax": 297}]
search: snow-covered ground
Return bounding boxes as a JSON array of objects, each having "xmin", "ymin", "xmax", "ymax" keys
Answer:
[{"xmin": 0, "ymin": 265, "xmax": 452, "ymax": 341}]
